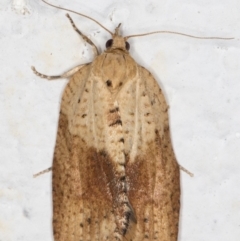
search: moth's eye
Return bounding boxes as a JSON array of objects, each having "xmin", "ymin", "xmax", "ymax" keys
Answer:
[
  {"xmin": 125, "ymin": 41, "xmax": 130, "ymax": 51},
  {"xmin": 106, "ymin": 39, "xmax": 113, "ymax": 48}
]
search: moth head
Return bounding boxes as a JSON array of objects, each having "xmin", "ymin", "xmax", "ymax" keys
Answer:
[{"xmin": 105, "ymin": 24, "xmax": 130, "ymax": 52}]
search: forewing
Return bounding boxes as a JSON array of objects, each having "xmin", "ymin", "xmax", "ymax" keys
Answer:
[
  {"xmin": 117, "ymin": 66, "xmax": 180, "ymax": 241},
  {"xmin": 52, "ymin": 63, "xmax": 117, "ymax": 241}
]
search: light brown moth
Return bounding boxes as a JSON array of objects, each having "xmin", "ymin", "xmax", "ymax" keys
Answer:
[{"xmin": 32, "ymin": 1, "xmax": 233, "ymax": 240}]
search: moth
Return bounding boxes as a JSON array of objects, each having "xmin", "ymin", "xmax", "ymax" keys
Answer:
[{"xmin": 32, "ymin": 1, "xmax": 233, "ymax": 240}]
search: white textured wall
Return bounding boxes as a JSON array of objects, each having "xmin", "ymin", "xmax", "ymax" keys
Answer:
[{"xmin": 1, "ymin": 0, "xmax": 240, "ymax": 240}]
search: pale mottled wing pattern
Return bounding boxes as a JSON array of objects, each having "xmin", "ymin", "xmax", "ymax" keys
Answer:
[{"xmin": 52, "ymin": 51, "xmax": 180, "ymax": 241}]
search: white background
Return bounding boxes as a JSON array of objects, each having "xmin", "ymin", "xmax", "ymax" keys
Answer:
[{"xmin": 1, "ymin": 0, "xmax": 240, "ymax": 240}]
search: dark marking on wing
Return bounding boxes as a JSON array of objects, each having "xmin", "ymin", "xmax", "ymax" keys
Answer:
[
  {"xmin": 109, "ymin": 119, "xmax": 122, "ymax": 127},
  {"xmin": 109, "ymin": 107, "xmax": 119, "ymax": 113}
]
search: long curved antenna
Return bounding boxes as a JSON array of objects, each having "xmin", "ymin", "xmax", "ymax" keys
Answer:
[
  {"xmin": 41, "ymin": 0, "xmax": 113, "ymax": 35},
  {"xmin": 125, "ymin": 30, "xmax": 234, "ymax": 40}
]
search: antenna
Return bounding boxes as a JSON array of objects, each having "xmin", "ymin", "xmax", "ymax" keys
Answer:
[
  {"xmin": 41, "ymin": 0, "xmax": 113, "ymax": 35},
  {"xmin": 41, "ymin": 1, "xmax": 234, "ymax": 41},
  {"xmin": 125, "ymin": 30, "xmax": 234, "ymax": 40}
]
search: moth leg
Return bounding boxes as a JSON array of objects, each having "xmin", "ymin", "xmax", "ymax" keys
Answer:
[
  {"xmin": 66, "ymin": 13, "xmax": 99, "ymax": 57},
  {"xmin": 33, "ymin": 167, "xmax": 52, "ymax": 178},
  {"xmin": 179, "ymin": 164, "xmax": 194, "ymax": 177},
  {"xmin": 31, "ymin": 64, "xmax": 86, "ymax": 80}
]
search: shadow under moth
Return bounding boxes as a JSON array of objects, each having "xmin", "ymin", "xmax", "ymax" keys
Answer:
[{"xmin": 32, "ymin": 1, "xmax": 233, "ymax": 240}]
